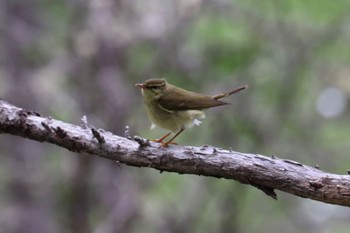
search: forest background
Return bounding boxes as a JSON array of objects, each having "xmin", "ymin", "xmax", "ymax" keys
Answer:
[{"xmin": 1, "ymin": 0, "xmax": 350, "ymax": 232}]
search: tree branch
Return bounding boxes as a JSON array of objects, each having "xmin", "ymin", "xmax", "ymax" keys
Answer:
[{"xmin": 1, "ymin": 100, "xmax": 350, "ymax": 206}]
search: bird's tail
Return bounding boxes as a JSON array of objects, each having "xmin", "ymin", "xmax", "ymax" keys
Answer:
[{"xmin": 212, "ymin": 85, "xmax": 248, "ymax": 100}]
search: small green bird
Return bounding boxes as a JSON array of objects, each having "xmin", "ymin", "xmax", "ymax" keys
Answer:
[{"xmin": 136, "ymin": 78, "xmax": 247, "ymax": 147}]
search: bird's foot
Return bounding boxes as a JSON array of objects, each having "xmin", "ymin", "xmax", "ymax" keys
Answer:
[
  {"xmin": 159, "ymin": 141, "xmax": 178, "ymax": 148},
  {"xmin": 151, "ymin": 132, "xmax": 172, "ymax": 144},
  {"xmin": 151, "ymin": 138, "xmax": 166, "ymax": 143}
]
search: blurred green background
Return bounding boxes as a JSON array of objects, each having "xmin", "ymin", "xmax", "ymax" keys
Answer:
[{"xmin": 2, "ymin": 0, "xmax": 350, "ymax": 232}]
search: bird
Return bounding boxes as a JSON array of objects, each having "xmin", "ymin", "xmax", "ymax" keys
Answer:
[{"xmin": 135, "ymin": 78, "xmax": 247, "ymax": 147}]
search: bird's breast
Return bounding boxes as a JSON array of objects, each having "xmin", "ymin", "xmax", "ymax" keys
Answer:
[{"xmin": 144, "ymin": 100, "xmax": 205, "ymax": 132}]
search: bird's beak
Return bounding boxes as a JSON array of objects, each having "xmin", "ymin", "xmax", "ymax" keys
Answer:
[{"xmin": 135, "ymin": 83, "xmax": 145, "ymax": 89}]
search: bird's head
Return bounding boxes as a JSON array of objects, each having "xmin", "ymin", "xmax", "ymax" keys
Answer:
[{"xmin": 135, "ymin": 78, "xmax": 167, "ymax": 100}]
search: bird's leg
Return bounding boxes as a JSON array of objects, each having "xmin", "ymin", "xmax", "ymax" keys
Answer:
[
  {"xmin": 151, "ymin": 132, "xmax": 172, "ymax": 143},
  {"xmin": 161, "ymin": 128, "xmax": 185, "ymax": 147}
]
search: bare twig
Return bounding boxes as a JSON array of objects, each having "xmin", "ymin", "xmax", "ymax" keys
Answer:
[
  {"xmin": 1, "ymin": 100, "xmax": 350, "ymax": 206},
  {"xmin": 124, "ymin": 125, "xmax": 132, "ymax": 139},
  {"xmin": 91, "ymin": 127, "xmax": 105, "ymax": 144},
  {"xmin": 81, "ymin": 115, "xmax": 88, "ymax": 129}
]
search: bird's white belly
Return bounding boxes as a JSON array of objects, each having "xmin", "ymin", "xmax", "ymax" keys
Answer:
[{"xmin": 146, "ymin": 103, "xmax": 205, "ymax": 132}]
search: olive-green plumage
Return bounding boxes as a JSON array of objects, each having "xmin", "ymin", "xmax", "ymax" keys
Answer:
[{"xmin": 136, "ymin": 78, "xmax": 247, "ymax": 146}]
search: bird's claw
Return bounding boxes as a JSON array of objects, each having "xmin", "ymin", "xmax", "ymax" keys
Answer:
[{"xmin": 158, "ymin": 141, "xmax": 177, "ymax": 148}]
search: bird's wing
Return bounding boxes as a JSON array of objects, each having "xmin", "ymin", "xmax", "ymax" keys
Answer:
[{"xmin": 158, "ymin": 88, "xmax": 228, "ymax": 111}]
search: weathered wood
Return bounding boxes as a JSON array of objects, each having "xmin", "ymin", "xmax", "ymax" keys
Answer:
[{"xmin": 1, "ymin": 99, "xmax": 350, "ymax": 206}]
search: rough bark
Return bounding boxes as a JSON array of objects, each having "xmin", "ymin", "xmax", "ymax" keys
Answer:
[{"xmin": 0, "ymin": 99, "xmax": 350, "ymax": 206}]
